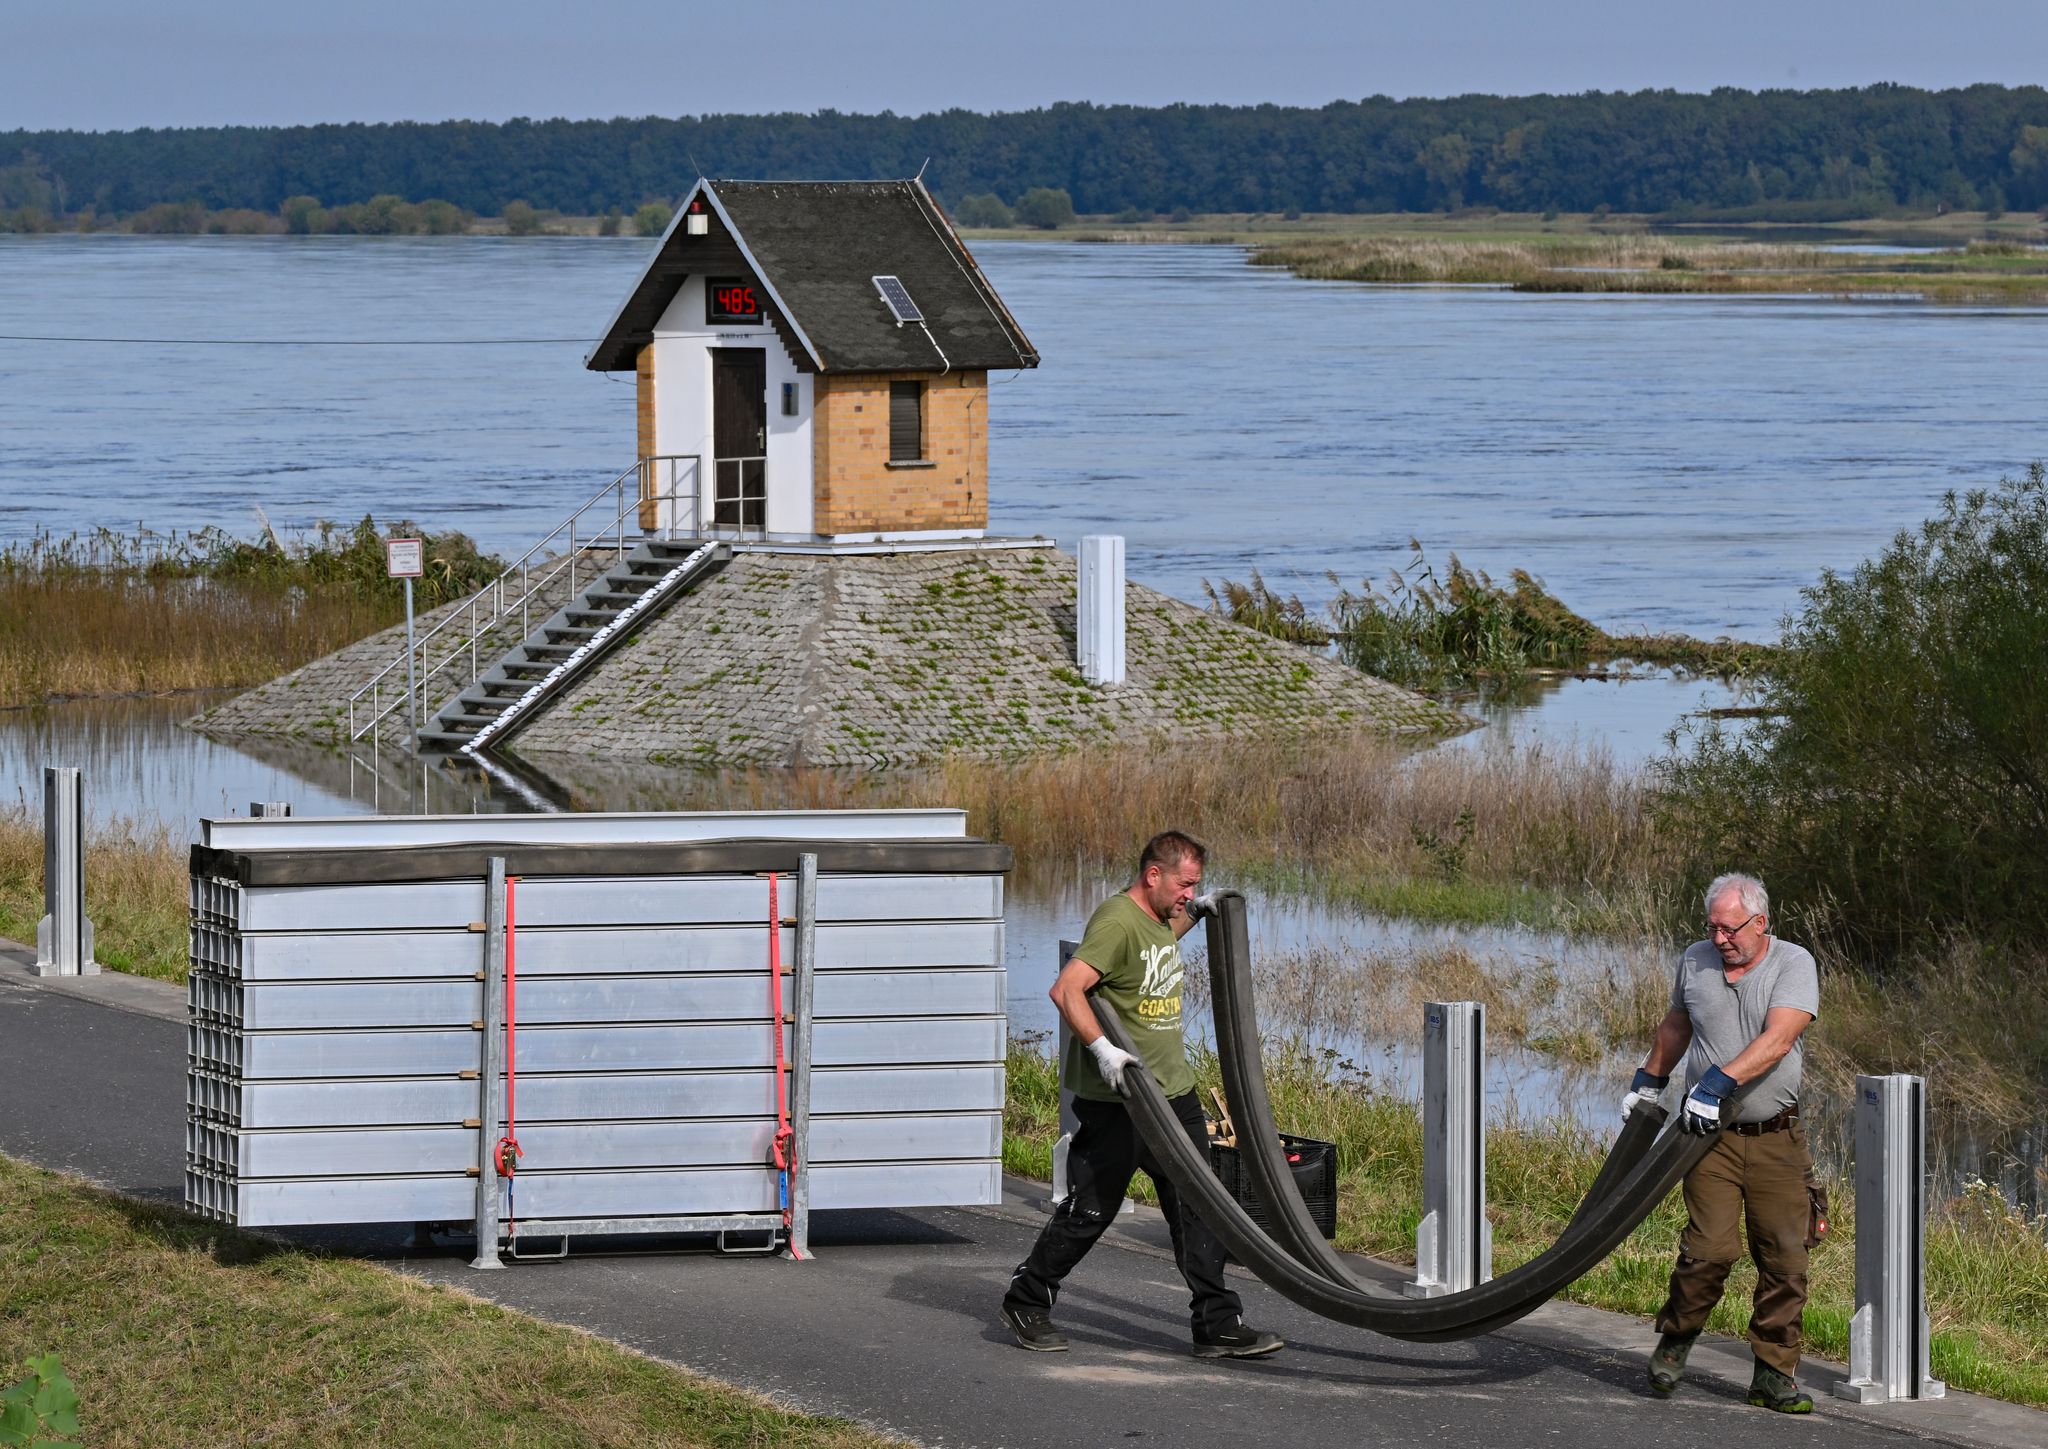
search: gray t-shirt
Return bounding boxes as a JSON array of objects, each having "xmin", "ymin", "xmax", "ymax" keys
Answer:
[{"xmin": 1670, "ymin": 936, "xmax": 1820, "ymax": 1123}]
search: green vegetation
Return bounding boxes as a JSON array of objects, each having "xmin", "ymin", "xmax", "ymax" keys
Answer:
[
  {"xmin": 1206, "ymin": 548, "xmax": 1773, "ymax": 691},
  {"xmin": 633, "ymin": 201, "xmax": 673, "ymax": 236},
  {"xmin": 8, "ymin": 86, "xmax": 2048, "ymax": 225},
  {"xmin": 1011, "ymin": 187, "xmax": 1076, "ymax": 230},
  {"xmin": 0, "ymin": 1155, "xmax": 899, "ymax": 1448},
  {"xmin": 1, "ymin": 1354, "xmax": 78, "ymax": 1448},
  {"xmin": 1660, "ymin": 464, "xmax": 2048, "ymax": 959},
  {"xmin": 1251, "ymin": 232, "xmax": 2048, "ymax": 302},
  {"xmin": 0, "ymin": 522, "xmax": 502, "ymax": 707},
  {"xmin": 1004, "ymin": 1038, "xmax": 2048, "ymax": 1406}
]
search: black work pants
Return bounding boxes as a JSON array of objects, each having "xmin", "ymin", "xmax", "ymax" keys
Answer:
[{"xmin": 1004, "ymin": 1089, "xmax": 1244, "ymax": 1337}]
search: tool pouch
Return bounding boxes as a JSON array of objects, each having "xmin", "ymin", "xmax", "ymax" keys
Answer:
[{"xmin": 1804, "ymin": 1177, "xmax": 1831, "ymax": 1248}]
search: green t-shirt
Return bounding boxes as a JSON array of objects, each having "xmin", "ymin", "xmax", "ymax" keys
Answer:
[{"xmin": 1063, "ymin": 893, "xmax": 1197, "ymax": 1101}]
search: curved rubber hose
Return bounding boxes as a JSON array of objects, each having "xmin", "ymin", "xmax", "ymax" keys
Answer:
[
  {"xmin": 1200, "ymin": 890, "xmax": 1666, "ymax": 1316},
  {"xmin": 1097, "ymin": 999, "xmax": 1713, "ymax": 1339}
]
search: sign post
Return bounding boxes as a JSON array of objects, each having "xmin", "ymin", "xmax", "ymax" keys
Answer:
[{"xmin": 386, "ymin": 538, "xmax": 424, "ymax": 748}]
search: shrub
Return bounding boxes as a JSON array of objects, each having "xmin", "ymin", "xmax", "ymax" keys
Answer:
[
  {"xmin": 632, "ymin": 202, "xmax": 671, "ymax": 236},
  {"xmin": 279, "ymin": 195, "xmax": 324, "ymax": 233},
  {"xmin": 502, "ymin": 200, "xmax": 540, "ymax": 236},
  {"xmin": 128, "ymin": 200, "xmax": 206, "ymax": 234},
  {"xmin": 953, "ymin": 193, "xmax": 1013, "ymax": 228},
  {"xmin": 1658, "ymin": 464, "xmax": 2048, "ymax": 957},
  {"xmin": 597, "ymin": 208, "xmax": 621, "ymax": 236},
  {"xmin": 1013, "ymin": 186, "xmax": 1076, "ymax": 229}
]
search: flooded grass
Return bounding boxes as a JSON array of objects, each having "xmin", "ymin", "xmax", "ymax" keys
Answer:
[
  {"xmin": 0, "ymin": 525, "xmax": 500, "ymax": 709},
  {"xmin": 1253, "ymin": 233, "xmax": 2048, "ymax": 302},
  {"xmin": 1003, "ymin": 1037, "xmax": 2048, "ymax": 1404}
]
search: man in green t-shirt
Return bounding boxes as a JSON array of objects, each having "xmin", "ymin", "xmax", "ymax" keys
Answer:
[{"xmin": 1000, "ymin": 830, "xmax": 1284, "ymax": 1359}]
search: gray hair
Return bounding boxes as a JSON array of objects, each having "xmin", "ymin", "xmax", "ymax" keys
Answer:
[{"xmin": 1704, "ymin": 872, "xmax": 1769, "ymax": 921}]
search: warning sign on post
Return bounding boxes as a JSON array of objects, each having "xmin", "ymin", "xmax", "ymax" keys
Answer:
[{"xmin": 385, "ymin": 538, "xmax": 424, "ymax": 578}]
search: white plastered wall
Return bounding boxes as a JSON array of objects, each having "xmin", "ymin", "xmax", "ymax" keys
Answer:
[{"xmin": 650, "ymin": 276, "xmax": 815, "ymax": 537}]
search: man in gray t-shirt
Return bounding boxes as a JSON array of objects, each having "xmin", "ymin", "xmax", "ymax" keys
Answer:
[{"xmin": 1623, "ymin": 873, "xmax": 1821, "ymax": 1414}]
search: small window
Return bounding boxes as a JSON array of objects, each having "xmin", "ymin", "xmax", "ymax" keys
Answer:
[{"xmin": 889, "ymin": 381, "xmax": 924, "ymax": 462}]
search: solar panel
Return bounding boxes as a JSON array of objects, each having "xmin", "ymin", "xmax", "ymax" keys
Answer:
[{"xmin": 872, "ymin": 275, "xmax": 924, "ymax": 324}]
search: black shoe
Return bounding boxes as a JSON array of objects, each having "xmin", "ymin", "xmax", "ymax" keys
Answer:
[
  {"xmin": 1747, "ymin": 1361, "xmax": 1814, "ymax": 1414},
  {"xmin": 1001, "ymin": 1304, "xmax": 1069, "ymax": 1353},
  {"xmin": 1193, "ymin": 1319, "xmax": 1284, "ymax": 1359},
  {"xmin": 1648, "ymin": 1331, "xmax": 1698, "ymax": 1395}
]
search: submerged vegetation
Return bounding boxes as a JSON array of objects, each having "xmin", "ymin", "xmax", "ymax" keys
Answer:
[
  {"xmin": 1252, "ymin": 232, "xmax": 2048, "ymax": 302},
  {"xmin": 1205, "ymin": 546, "xmax": 1773, "ymax": 691},
  {"xmin": 0, "ymin": 522, "xmax": 501, "ymax": 708}
]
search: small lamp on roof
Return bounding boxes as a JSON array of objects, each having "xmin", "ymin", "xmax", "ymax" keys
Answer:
[{"xmin": 686, "ymin": 198, "xmax": 708, "ymax": 236}]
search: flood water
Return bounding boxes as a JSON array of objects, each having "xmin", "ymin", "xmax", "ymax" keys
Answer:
[{"xmin": 3, "ymin": 236, "xmax": 2043, "ymax": 1198}]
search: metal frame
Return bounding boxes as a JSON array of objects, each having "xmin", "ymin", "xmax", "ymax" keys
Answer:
[
  {"xmin": 1836, "ymin": 1073, "xmax": 1945, "ymax": 1403},
  {"xmin": 1407, "ymin": 1000, "xmax": 1491, "ymax": 1297},
  {"xmin": 470, "ymin": 858, "xmax": 508, "ymax": 1270},
  {"xmin": 200, "ymin": 807, "xmax": 966, "ymax": 852},
  {"xmin": 34, "ymin": 766, "xmax": 97, "ymax": 977}
]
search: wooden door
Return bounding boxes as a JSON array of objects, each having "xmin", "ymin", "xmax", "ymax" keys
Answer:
[{"xmin": 712, "ymin": 350, "xmax": 767, "ymax": 531}]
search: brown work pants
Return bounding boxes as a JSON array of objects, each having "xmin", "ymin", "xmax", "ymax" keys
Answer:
[{"xmin": 1654, "ymin": 1120, "xmax": 1813, "ymax": 1376}]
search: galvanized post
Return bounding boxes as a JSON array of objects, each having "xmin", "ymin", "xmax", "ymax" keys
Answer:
[
  {"xmin": 1836, "ymin": 1074, "xmax": 1945, "ymax": 1403},
  {"xmin": 470, "ymin": 858, "xmax": 508, "ymax": 1271},
  {"xmin": 403, "ymin": 574, "xmax": 419, "ymax": 751},
  {"xmin": 248, "ymin": 802, "xmax": 293, "ymax": 818},
  {"xmin": 34, "ymin": 766, "xmax": 97, "ymax": 977},
  {"xmin": 1076, "ymin": 535, "xmax": 1127, "ymax": 686},
  {"xmin": 789, "ymin": 852, "xmax": 817, "ymax": 1259},
  {"xmin": 1051, "ymin": 939, "xmax": 1133, "ymax": 1214},
  {"xmin": 1407, "ymin": 1000, "xmax": 1490, "ymax": 1296}
]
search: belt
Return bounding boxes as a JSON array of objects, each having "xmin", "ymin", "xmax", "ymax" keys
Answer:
[{"xmin": 1729, "ymin": 1106, "xmax": 1799, "ymax": 1136}]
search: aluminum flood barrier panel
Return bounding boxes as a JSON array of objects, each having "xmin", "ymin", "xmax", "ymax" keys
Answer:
[
  {"xmin": 184, "ymin": 816, "xmax": 1010, "ymax": 1262},
  {"xmin": 1408, "ymin": 1000, "xmax": 1491, "ymax": 1297},
  {"xmin": 1836, "ymin": 1073, "xmax": 1946, "ymax": 1404}
]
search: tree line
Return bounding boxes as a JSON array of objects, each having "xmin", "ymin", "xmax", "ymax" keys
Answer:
[{"xmin": 5, "ymin": 86, "xmax": 2048, "ymax": 226}]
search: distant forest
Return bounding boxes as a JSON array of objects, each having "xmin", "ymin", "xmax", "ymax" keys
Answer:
[{"xmin": 7, "ymin": 86, "xmax": 2048, "ymax": 224}]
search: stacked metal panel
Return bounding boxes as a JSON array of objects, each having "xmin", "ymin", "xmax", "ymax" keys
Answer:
[{"xmin": 185, "ymin": 812, "xmax": 1010, "ymax": 1240}]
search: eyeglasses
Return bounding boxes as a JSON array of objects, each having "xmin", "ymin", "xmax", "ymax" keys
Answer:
[{"xmin": 1707, "ymin": 913, "xmax": 1762, "ymax": 940}]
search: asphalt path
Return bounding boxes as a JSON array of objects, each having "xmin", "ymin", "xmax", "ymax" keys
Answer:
[{"xmin": 3, "ymin": 949, "xmax": 2041, "ymax": 1449}]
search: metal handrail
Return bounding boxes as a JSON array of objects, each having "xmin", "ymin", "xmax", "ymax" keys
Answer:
[{"xmin": 347, "ymin": 455, "xmax": 702, "ymax": 746}]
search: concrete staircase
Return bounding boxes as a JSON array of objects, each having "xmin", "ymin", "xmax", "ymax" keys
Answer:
[{"xmin": 418, "ymin": 539, "xmax": 729, "ymax": 754}]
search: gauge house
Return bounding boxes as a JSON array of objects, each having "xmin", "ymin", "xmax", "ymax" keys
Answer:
[{"xmin": 585, "ymin": 178, "xmax": 1039, "ymax": 543}]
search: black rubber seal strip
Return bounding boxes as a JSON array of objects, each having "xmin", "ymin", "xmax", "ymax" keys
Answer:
[
  {"xmin": 1200, "ymin": 888, "xmax": 1668, "ymax": 1339},
  {"xmin": 190, "ymin": 837, "xmax": 1013, "ymax": 887},
  {"xmin": 1095, "ymin": 997, "xmax": 1714, "ymax": 1339}
]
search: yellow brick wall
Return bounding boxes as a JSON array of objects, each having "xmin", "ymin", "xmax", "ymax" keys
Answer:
[
  {"xmin": 635, "ymin": 346, "xmax": 657, "ymax": 529},
  {"xmin": 812, "ymin": 371, "xmax": 988, "ymax": 534}
]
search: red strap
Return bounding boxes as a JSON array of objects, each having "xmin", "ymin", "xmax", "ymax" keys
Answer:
[
  {"xmin": 767, "ymin": 872, "xmax": 802, "ymax": 1258},
  {"xmin": 493, "ymin": 877, "xmax": 524, "ymax": 1204}
]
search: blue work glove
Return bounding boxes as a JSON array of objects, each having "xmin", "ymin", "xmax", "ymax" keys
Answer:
[
  {"xmin": 1681, "ymin": 1065, "xmax": 1740, "ymax": 1135},
  {"xmin": 1620, "ymin": 1067, "xmax": 1668, "ymax": 1122}
]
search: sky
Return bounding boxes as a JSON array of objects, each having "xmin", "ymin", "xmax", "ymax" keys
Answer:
[{"xmin": 6, "ymin": 0, "xmax": 2048, "ymax": 132}]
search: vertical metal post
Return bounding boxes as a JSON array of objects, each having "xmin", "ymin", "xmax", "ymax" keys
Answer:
[
  {"xmin": 1836, "ymin": 1074, "xmax": 1945, "ymax": 1403},
  {"xmin": 34, "ymin": 766, "xmax": 96, "ymax": 977},
  {"xmin": 470, "ymin": 858, "xmax": 508, "ymax": 1271},
  {"xmin": 248, "ymin": 802, "xmax": 293, "ymax": 818},
  {"xmin": 789, "ymin": 852, "xmax": 818, "ymax": 1259},
  {"xmin": 1407, "ymin": 1000, "xmax": 1490, "ymax": 1296},
  {"xmin": 1051, "ymin": 939, "xmax": 1133, "ymax": 1214},
  {"xmin": 1076, "ymin": 535, "xmax": 1127, "ymax": 686},
  {"xmin": 403, "ymin": 574, "xmax": 419, "ymax": 751}
]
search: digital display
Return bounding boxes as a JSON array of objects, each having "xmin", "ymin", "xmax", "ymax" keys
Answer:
[{"xmin": 706, "ymin": 278, "xmax": 762, "ymax": 325}]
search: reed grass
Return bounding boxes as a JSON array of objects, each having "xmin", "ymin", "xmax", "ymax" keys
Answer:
[
  {"xmin": 1002, "ymin": 1037, "xmax": 2048, "ymax": 1404},
  {"xmin": 0, "ymin": 524, "xmax": 501, "ymax": 708},
  {"xmin": 0, "ymin": 807, "xmax": 187, "ymax": 979},
  {"xmin": 0, "ymin": 1154, "xmax": 898, "ymax": 1449}
]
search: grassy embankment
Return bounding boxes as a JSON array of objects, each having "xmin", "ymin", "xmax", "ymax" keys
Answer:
[
  {"xmin": 0, "ymin": 524, "xmax": 499, "ymax": 710},
  {"xmin": 0, "ymin": 1154, "xmax": 897, "ymax": 1449}
]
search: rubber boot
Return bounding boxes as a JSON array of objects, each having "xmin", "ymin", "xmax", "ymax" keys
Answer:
[{"xmin": 1648, "ymin": 1331, "xmax": 1698, "ymax": 1395}]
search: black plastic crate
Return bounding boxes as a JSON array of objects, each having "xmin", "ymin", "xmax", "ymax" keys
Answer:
[{"xmin": 1209, "ymin": 1132, "xmax": 1337, "ymax": 1239}]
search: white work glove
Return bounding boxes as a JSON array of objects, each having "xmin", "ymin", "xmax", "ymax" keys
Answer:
[
  {"xmin": 1621, "ymin": 1068, "xmax": 1668, "ymax": 1122},
  {"xmin": 1088, "ymin": 1036, "xmax": 1141, "ymax": 1094}
]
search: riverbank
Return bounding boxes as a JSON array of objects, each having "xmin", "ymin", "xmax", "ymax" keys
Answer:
[{"xmin": 0, "ymin": 1154, "xmax": 897, "ymax": 1449}]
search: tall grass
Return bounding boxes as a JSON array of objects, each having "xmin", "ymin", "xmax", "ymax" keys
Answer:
[
  {"xmin": 0, "ymin": 807, "xmax": 188, "ymax": 980},
  {"xmin": 0, "ymin": 522, "xmax": 501, "ymax": 708}
]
